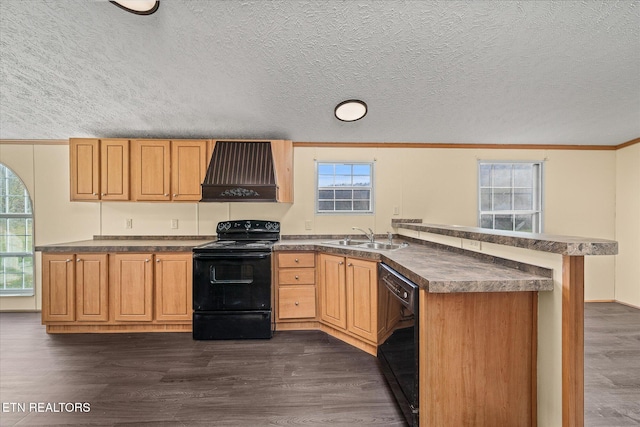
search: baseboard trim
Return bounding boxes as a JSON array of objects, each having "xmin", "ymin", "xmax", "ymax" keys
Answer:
[{"xmin": 585, "ymin": 300, "xmax": 640, "ymax": 310}]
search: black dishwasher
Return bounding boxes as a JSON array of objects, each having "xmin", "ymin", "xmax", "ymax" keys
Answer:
[{"xmin": 378, "ymin": 263, "xmax": 419, "ymax": 427}]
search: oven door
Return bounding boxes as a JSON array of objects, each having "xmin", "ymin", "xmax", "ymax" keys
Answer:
[{"xmin": 193, "ymin": 252, "xmax": 272, "ymax": 311}]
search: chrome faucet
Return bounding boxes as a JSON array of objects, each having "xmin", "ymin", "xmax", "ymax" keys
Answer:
[
  {"xmin": 387, "ymin": 232, "xmax": 393, "ymax": 245},
  {"xmin": 352, "ymin": 227, "xmax": 375, "ymax": 243}
]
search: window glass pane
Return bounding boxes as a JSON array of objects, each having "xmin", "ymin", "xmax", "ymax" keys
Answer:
[
  {"xmin": 352, "ymin": 164, "xmax": 371, "ymax": 175},
  {"xmin": 494, "ymin": 214, "xmax": 514, "ymax": 231},
  {"xmin": 515, "ymin": 214, "xmax": 534, "ymax": 232},
  {"xmin": 514, "ymin": 189, "xmax": 533, "ymax": 210},
  {"xmin": 318, "ymin": 175, "xmax": 334, "ymax": 187},
  {"xmin": 353, "ymin": 190, "xmax": 370, "ymax": 200},
  {"xmin": 334, "ymin": 175, "xmax": 352, "ymax": 186},
  {"xmin": 492, "ymin": 164, "xmax": 512, "ymax": 187},
  {"xmin": 319, "ymin": 201, "xmax": 334, "ymax": 211},
  {"xmin": 352, "ymin": 175, "xmax": 370, "ymax": 186},
  {"xmin": 318, "ymin": 189, "xmax": 334, "ymax": 199},
  {"xmin": 318, "ymin": 164, "xmax": 334, "ymax": 175},
  {"xmin": 335, "ymin": 164, "xmax": 352, "ymax": 175},
  {"xmin": 335, "ymin": 201, "xmax": 353, "ymax": 210},
  {"xmin": 493, "ymin": 188, "xmax": 512, "ymax": 210},
  {"xmin": 479, "ymin": 164, "xmax": 491, "ymax": 187},
  {"xmin": 353, "ymin": 201, "xmax": 370, "ymax": 211},
  {"xmin": 480, "ymin": 214, "xmax": 493, "ymax": 229},
  {"xmin": 513, "ymin": 164, "xmax": 533, "ymax": 187},
  {"xmin": 480, "ymin": 188, "xmax": 492, "ymax": 211},
  {"xmin": 335, "ymin": 190, "xmax": 352, "ymax": 199}
]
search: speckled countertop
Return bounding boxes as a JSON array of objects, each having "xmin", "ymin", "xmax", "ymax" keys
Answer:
[
  {"xmin": 394, "ymin": 221, "xmax": 618, "ymax": 256},
  {"xmin": 35, "ymin": 236, "xmax": 216, "ymax": 253},
  {"xmin": 275, "ymin": 238, "xmax": 554, "ymax": 294}
]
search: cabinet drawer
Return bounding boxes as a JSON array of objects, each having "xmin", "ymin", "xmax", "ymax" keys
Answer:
[
  {"xmin": 278, "ymin": 286, "xmax": 316, "ymax": 320},
  {"xmin": 278, "ymin": 252, "xmax": 315, "ymax": 268},
  {"xmin": 279, "ymin": 268, "xmax": 315, "ymax": 285}
]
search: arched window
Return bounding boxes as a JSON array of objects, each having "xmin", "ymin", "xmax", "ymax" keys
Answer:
[{"xmin": 0, "ymin": 164, "xmax": 34, "ymax": 296}]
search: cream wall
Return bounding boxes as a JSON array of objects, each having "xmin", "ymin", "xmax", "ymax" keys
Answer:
[
  {"xmin": 615, "ymin": 143, "xmax": 640, "ymax": 307},
  {"xmin": 0, "ymin": 143, "xmax": 623, "ymax": 309}
]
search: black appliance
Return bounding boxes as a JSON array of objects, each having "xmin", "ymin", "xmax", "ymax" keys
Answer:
[
  {"xmin": 192, "ymin": 220, "xmax": 280, "ymax": 340},
  {"xmin": 377, "ymin": 263, "xmax": 419, "ymax": 427}
]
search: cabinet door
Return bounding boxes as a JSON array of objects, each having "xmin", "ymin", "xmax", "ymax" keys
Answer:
[
  {"xmin": 100, "ymin": 139, "xmax": 130, "ymax": 201},
  {"xmin": 112, "ymin": 254, "xmax": 153, "ymax": 322},
  {"xmin": 318, "ymin": 254, "xmax": 347, "ymax": 330},
  {"xmin": 346, "ymin": 258, "xmax": 378, "ymax": 342},
  {"xmin": 42, "ymin": 254, "xmax": 75, "ymax": 321},
  {"xmin": 154, "ymin": 253, "xmax": 192, "ymax": 321},
  {"xmin": 75, "ymin": 254, "xmax": 109, "ymax": 322},
  {"xmin": 270, "ymin": 140, "xmax": 293, "ymax": 203},
  {"xmin": 171, "ymin": 140, "xmax": 207, "ymax": 201},
  {"xmin": 69, "ymin": 138, "xmax": 100, "ymax": 201},
  {"xmin": 131, "ymin": 140, "xmax": 171, "ymax": 201}
]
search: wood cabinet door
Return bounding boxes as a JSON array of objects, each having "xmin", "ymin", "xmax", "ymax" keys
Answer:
[
  {"xmin": 171, "ymin": 140, "xmax": 207, "ymax": 201},
  {"xmin": 42, "ymin": 254, "xmax": 75, "ymax": 321},
  {"xmin": 69, "ymin": 138, "xmax": 100, "ymax": 201},
  {"xmin": 131, "ymin": 140, "xmax": 171, "ymax": 201},
  {"xmin": 270, "ymin": 140, "xmax": 293, "ymax": 203},
  {"xmin": 346, "ymin": 258, "xmax": 378, "ymax": 342},
  {"xmin": 100, "ymin": 139, "xmax": 130, "ymax": 201},
  {"xmin": 318, "ymin": 254, "xmax": 347, "ymax": 330},
  {"xmin": 75, "ymin": 254, "xmax": 109, "ymax": 322},
  {"xmin": 112, "ymin": 254, "xmax": 153, "ymax": 322},
  {"xmin": 154, "ymin": 253, "xmax": 192, "ymax": 321}
]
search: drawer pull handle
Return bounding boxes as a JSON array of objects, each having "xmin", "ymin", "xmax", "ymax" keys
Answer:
[
  {"xmin": 295, "ymin": 301, "xmax": 299, "ymax": 306},
  {"xmin": 294, "ymin": 258, "xmax": 299, "ymax": 263},
  {"xmin": 295, "ymin": 275, "xmax": 299, "ymax": 279}
]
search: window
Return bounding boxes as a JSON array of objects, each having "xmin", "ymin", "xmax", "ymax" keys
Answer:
[
  {"xmin": 317, "ymin": 162, "xmax": 373, "ymax": 213},
  {"xmin": 1, "ymin": 164, "xmax": 34, "ymax": 296},
  {"xmin": 478, "ymin": 161, "xmax": 543, "ymax": 233}
]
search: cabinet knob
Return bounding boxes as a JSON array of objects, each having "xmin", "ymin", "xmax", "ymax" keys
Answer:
[
  {"xmin": 164, "ymin": 193, "xmax": 169, "ymax": 197},
  {"xmin": 101, "ymin": 193, "xmax": 106, "ymax": 196},
  {"xmin": 145, "ymin": 259, "xmax": 150, "ymax": 263},
  {"xmin": 66, "ymin": 259, "xmax": 72, "ymax": 263},
  {"xmin": 76, "ymin": 258, "xmax": 81, "ymax": 262},
  {"xmin": 347, "ymin": 263, "xmax": 353, "ymax": 267},
  {"xmin": 295, "ymin": 275, "xmax": 299, "ymax": 280},
  {"xmin": 295, "ymin": 301, "xmax": 299, "ymax": 306},
  {"xmin": 294, "ymin": 258, "xmax": 299, "ymax": 263},
  {"xmin": 92, "ymin": 192, "xmax": 97, "ymax": 196},
  {"xmin": 173, "ymin": 194, "xmax": 178, "ymax": 197},
  {"xmin": 156, "ymin": 259, "xmax": 160, "ymax": 263},
  {"xmin": 339, "ymin": 261, "xmax": 344, "ymax": 265}
]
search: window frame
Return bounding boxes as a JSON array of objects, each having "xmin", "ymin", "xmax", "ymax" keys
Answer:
[
  {"xmin": 1, "ymin": 163, "xmax": 35, "ymax": 297},
  {"xmin": 315, "ymin": 161, "xmax": 375, "ymax": 215},
  {"xmin": 477, "ymin": 160, "xmax": 544, "ymax": 233}
]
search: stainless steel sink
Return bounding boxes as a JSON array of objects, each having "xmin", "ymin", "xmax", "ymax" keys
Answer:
[
  {"xmin": 322, "ymin": 240, "xmax": 408, "ymax": 251},
  {"xmin": 323, "ymin": 239, "xmax": 369, "ymax": 246},
  {"xmin": 361, "ymin": 242, "xmax": 408, "ymax": 250}
]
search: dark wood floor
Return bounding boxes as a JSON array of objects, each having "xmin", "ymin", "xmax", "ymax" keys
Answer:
[{"xmin": 1, "ymin": 302, "xmax": 638, "ymax": 426}]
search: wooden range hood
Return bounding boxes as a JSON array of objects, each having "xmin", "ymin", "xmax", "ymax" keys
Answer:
[{"xmin": 201, "ymin": 141, "xmax": 280, "ymax": 202}]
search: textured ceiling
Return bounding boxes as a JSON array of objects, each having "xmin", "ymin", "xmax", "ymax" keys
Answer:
[{"xmin": 0, "ymin": 0, "xmax": 639, "ymax": 145}]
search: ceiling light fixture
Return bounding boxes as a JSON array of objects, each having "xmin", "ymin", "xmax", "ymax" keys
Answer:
[
  {"xmin": 334, "ymin": 99, "xmax": 367, "ymax": 122},
  {"xmin": 110, "ymin": 0, "xmax": 160, "ymax": 15}
]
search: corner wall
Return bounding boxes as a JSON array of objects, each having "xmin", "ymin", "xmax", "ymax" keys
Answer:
[{"xmin": 615, "ymin": 143, "xmax": 640, "ymax": 307}]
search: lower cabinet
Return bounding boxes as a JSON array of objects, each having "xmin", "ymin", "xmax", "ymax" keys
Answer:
[
  {"xmin": 42, "ymin": 252, "xmax": 192, "ymax": 333},
  {"xmin": 318, "ymin": 253, "xmax": 382, "ymax": 353},
  {"xmin": 275, "ymin": 252, "xmax": 318, "ymax": 329}
]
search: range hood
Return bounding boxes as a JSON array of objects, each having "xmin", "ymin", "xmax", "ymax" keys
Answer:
[{"xmin": 201, "ymin": 141, "xmax": 278, "ymax": 202}]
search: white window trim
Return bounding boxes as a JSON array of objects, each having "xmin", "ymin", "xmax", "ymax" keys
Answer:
[
  {"xmin": 477, "ymin": 160, "xmax": 544, "ymax": 233},
  {"xmin": 315, "ymin": 161, "xmax": 375, "ymax": 215}
]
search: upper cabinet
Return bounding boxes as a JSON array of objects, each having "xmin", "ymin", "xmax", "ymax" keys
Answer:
[
  {"xmin": 70, "ymin": 138, "xmax": 130, "ymax": 201},
  {"xmin": 128, "ymin": 139, "xmax": 209, "ymax": 202}
]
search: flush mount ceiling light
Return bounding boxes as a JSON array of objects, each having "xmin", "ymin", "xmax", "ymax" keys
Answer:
[
  {"xmin": 110, "ymin": 0, "xmax": 160, "ymax": 15},
  {"xmin": 334, "ymin": 99, "xmax": 367, "ymax": 122}
]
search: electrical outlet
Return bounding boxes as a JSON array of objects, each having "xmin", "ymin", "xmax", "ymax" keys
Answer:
[
  {"xmin": 463, "ymin": 239, "xmax": 482, "ymax": 251},
  {"xmin": 393, "ymin": 206, "xmax": 400, "ymax": 215},
  {"xmin": 125, "ymin": 219, "xmax": 132, "ymax": 229},
  {"xmin": 304, "ymin": 220, "xmax": 312, "ymax": 230},
  {"xmin": 171, "ymin": 219, "xmax": 179, "ymax": 229}
]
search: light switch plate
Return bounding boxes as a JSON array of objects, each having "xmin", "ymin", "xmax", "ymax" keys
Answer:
[{"xmin": 171, "ymin": 219, "xmax": 179, "ymax": 229}]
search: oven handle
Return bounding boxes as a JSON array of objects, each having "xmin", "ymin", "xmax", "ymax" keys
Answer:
[{"xmin": 193, "ymin": 252, "xmax": 271, "ymax": 260}]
